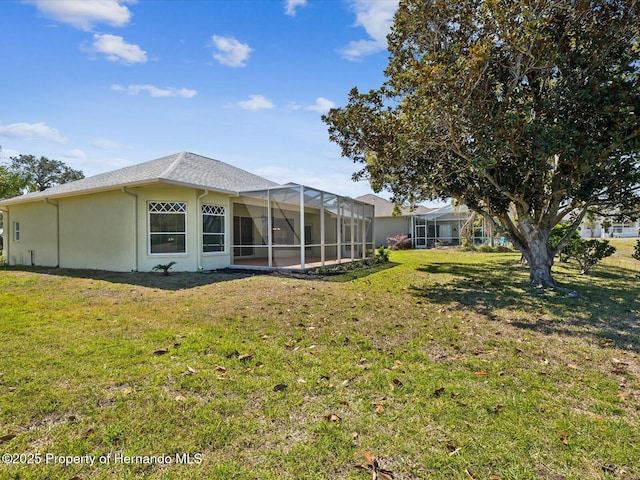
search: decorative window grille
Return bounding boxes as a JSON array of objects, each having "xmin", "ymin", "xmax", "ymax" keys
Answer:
[
  {"xmin": 148, "ymin": 202, "xmax": 187, "ymax": 254},
  {"xmin": 202, "ymin": 204, "xmax": 225, "ymax": 253}
]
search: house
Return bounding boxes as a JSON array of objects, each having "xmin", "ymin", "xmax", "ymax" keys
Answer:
[
  {"xmin": 579, "ymin": 217, "xmax": 640, "ymax": 239},
  {"xmin": 357, "ymin": 194, "xmax": 490, "ymax": 248},
  {"xmin": 0, "ymin": 152, "xmax": 375, "ymax": 272},
  {"xmin": 355, "ymin": 194, "xmax": 433, "ymax": 247}
]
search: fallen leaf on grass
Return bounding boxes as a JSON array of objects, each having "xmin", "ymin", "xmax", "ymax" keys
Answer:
[
  {"xmin": 324, "ymin": 413, "xmax": 341, "ymax": 422},
  {"xmin": 153, "ymin": 348, "xmax": 169, "ymax": 355},
  {"xmin": 0, "ymin": 433, "xmax": 16, "ymax": 444},
  {"xmin": 175, "ymin": 394, "xmax": 186, "ymax": 402},
  {"xmin": 618, "ymin": 393, "xmax": 630, "ymax": 400},
  {"xmin": 612, "ymin": 357, "xmax": 628, "ymax": 366},
  {"xmin": 355, "ymin": 452, "xmax": 394, "ymax": 479},
  {"xmin": 446, "ymin": 443, "xmax": 461, "ymax": 456},
  {"xmin": 238, "ymin": 354, "xmax": 253, "ymax": 361},
  {"xmin": 558, "ymin": 432, "xmax": 569, "ymax": 445},
  {"xmin": 185, "ymin": 366, "xmax": 196, "ymax": 375},
  {"xmin": 214, "ymin": 365, "xmax": 227, "ymax": 372},
  {"xmin": 273, "ymin": 384, "xmax": 288, "ymax": 392},
  {"xmin": 567, "ymin": 364, "xmax": 578, "ymax": 370},
  {"xmin": 375, "ymin": 404, "xmax": 385, "ymax": 414},
  {"xmin": 474, "ymin": 371, "xmax": 489, "ymax": 376},
  {"xmin": 433, "ymin": 387, "xmax": 445, "ymax": 397}
]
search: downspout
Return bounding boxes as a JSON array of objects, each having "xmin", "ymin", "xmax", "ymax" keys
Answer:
[
  {"xmin": 0, "ymin": 207, "xmax": 8, "ymax": 264},
  {"xmin": 196, "ymin": 189, "xmax": 208, "ymax": 270},
  {"xmin": 44, "ymin": 199, "xmax": 60, "ymax": 267},
  {"xmin": 122, "ymin": 187, "xmax": 139, "ymax": 271}
]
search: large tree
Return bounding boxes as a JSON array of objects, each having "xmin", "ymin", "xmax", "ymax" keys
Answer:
[
  {"xmin": 10, "ymin": 154, "xmax": 84, "ymax": 192},
  {"xmin": 0, "ymin": 165, "xmax": 29, "ymax": 200},
  {"xmin": 324, "ymin": 0, "xmax": 640, "ymax": 287}
]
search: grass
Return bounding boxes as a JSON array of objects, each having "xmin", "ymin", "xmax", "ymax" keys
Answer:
[{"xmin": 0, "ymin": 239, "xmax": 639, "ymax": 479}]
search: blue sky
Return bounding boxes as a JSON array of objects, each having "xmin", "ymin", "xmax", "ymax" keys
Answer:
[{"xmin": 0, "ymin": 0, "xmax": 403, "ymax": 199}]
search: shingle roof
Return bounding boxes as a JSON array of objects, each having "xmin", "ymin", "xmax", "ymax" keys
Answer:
[
  {"xmin": 356, "ymin": 194, "xmax": 434, "ymax": 217},
  {"xmin": 0, "ymin": 152, "xmax": 278, "ymax": 205}
]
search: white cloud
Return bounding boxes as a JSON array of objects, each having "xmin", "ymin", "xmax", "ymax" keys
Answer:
[
  {"xmin": 210, "ymin": 35, "xmax": 253, "ymax": 67},
  {"xmin": 0, "ymin": 122, "xmax": 67, "ymax": 143},
  {"xmin": 237, "ymin": 95, "xmax": 275, "ymax": 111},
  {"xmin": 25, "ymin": 0, "xmax": 134, "ymax": 31},
  {"xmin": 91, "ymin": 138, "xmax": 122, "ymax": 149},
  {"xmin": 63, "ymin": 149, "xmax": 87, "ymax": 159},
  {"xmin": 284, "ymin": 0, "xmax": 307, "ymax": 17},
  {"xmin": 111, "ymin": 84, "xmax": 197, "ymax": 98},
  {"xmin": 90, "ymin": 33, "xmax": 147, "ymax": 64},
  {"xmin": 304, "ymin": 97, "xmax": 336, "ymax": 113},
  {"xmin": 340, "ymin": 0, "xmax": 399, "ymax": 61}
]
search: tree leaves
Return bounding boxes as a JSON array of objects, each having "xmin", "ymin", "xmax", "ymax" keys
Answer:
[{"xmin": 323, "ymin": 0, "xmax": 640, "ymax": 287}]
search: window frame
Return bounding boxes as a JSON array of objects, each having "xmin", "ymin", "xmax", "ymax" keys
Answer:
[
  {"xmin": 13, "ymin": 222, "xmax": 20, "ymax": 242},
  {"xmin": 147, "ymin": 201, "xmax": 188, "ymax": 256},
  {"xmin": 202, "ymin": 204, "xmax": 226, "ymax": 254}
]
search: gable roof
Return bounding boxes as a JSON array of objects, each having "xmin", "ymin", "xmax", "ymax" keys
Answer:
[
  {"xmin": 356, "ymin": 194, "xmax": 433, "ymax": 217},
  {"xmin": 0, "ymin": 152, "xmax": 278, "ymax": 206}
]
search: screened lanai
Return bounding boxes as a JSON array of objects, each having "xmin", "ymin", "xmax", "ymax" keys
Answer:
[{"xmin": 231, "ymin": 184, "xmax": 375, "ymax": 271}]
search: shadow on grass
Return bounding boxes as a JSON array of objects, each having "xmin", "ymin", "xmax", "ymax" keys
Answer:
[
  {"xmin": 0, "ymin": 265, "xmax": 258, "ymax": 291},
  {"xmin": 411, "ymin": 260, "xmax": 640, "ymax": 353},
  {"xmin": 0, "ymin": 261, "xmax": 398, "ymax": 290},
  {"xmin": 316, "ymin": 261, "xmax": 399, "ymax": 283}
]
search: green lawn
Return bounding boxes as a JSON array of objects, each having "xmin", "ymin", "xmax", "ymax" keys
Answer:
[{"xmin": 1, "ymin": 241, "xmax": 639, "ymax": 479}]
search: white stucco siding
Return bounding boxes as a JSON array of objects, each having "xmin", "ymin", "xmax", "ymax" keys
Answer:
[
  {"xmin": 4, "ymin": 201, "xmax": 59, "ymax": 267},
  {"xmin": 59, "ymin": 191, "xmax": 136, "ymax": 271},
  {"xmin": 374, "ymin": 217, "xmax": 411, "ymax": 247}
]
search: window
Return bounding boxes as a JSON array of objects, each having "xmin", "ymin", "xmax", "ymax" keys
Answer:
[
  {"xmin": 148, "ymin": 202, "xmax": 186, "ymax": 254},
  {"xmin": 202, "ymin": 204, "xmax": 225, "ymax": 253},
  {"xmin": 13, "ymin": 222, "xmax": 20, "ymax": 242}
]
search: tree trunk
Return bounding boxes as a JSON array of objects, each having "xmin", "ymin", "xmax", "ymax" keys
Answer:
[{"xmin": 519, "ymin": 234, "xmax": 556, "ymax": 287}]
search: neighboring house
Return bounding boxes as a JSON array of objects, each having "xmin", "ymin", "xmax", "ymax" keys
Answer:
[
  {"xmin": 0, "ymin": 152, "xmax": 374, "ymax": 272},
  {"xmin": 356, "ymin": 194, "xmax": 433, "ymax": 247},
  {"xmin": 358, "ymin": 194, "xmax": 487, "ymax": 248},
  {"xmin": 579, "ymin": 218, "xmax": 640, "ymax": 239}
]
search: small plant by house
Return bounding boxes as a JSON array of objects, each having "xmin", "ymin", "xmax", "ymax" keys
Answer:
[
  {"xmin": 633, "ymin": 240, "xmax": 640, "ymax": 262},
  {"xmin": 375, "ymin": 245, "xmax": 390, "ymax": 262},
  {"xmin": 152, "ymin": 261, "xmax": 176, "ymax": 276}
]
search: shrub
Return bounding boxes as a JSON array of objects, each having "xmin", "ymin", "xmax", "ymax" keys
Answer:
[
  {"xmin": 567, "ymin": 239, "xmax": 616, "ymax": 274},
  {"xmin": 633, "ymin": 240, "xmax": 640, "ymax": 262},
  {"xmin": 387, "ymin": 234, "xmax": 412, "ymax": 250},
  {"xmin": 375, "ymin": 246, "xmax": 390, "ymax": 262},
  {"xmin": 477, "ymin": 243, "xmax": 494, "ymax": 253},
  {"xmin": 548, "ymin": 223, "xmax": 582, "ymax": 262}
]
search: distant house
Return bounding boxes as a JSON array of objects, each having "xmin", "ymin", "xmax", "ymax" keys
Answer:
[
  {"xmin": 579, "ymin": 217, "xmax": 640, "ymax": 239},
  {"xmin": 357, "ymin": 194, "xmax": 488, "ymax": 248},
  {"xmin": 0, "ymin": 152, "xmax": 374, "ymax": 272},
  {"xmin": 355, "ymin": 194, "xmax": 433, "ymax": 247}
]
